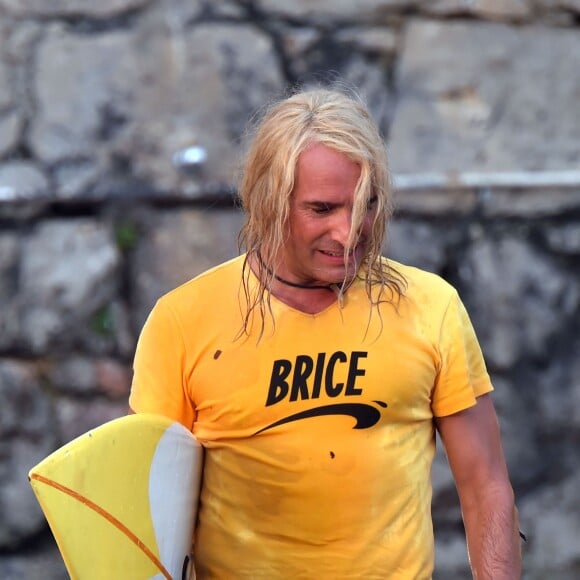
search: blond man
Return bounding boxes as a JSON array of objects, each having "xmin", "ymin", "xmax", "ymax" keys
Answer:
[{"xmin": 130, "ymin": 88, "xmax": 521, "ymax": 579}]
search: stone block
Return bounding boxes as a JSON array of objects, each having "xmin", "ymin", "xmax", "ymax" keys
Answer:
[
  {"xmin": 519, "ymin": 471, "xmax": 580, "ymax": 578},
  {"xmin": 19, "ymin": 219, "xmax": 125, "ymax": 353},
  {"xmin": 0, "ymin": 534, "xmax": 67, "ymax": 580},
  {"xmin": 334, "ymin": 26, "xmax": 398, "ymax": 55},
  {"xmin": 31, "ymin": 26, "xmax": 139, "ymax": 165},
  {"xmin": 256, "ymin": 0, "xmax": 421, "ymax": 21},
  {"xmin": 338, "ymin": 54, "xmax": 397, "ymax": 135},
  {"xmin": 54, "ymin": 397, "xmax": 128, "ymax": 445},
  {"xmin": 0, "ymin": 61, "xmax": 12, "ymax": 112},
  {"xmin": 431, "ymin": 439, "xmax": 460, "ymax": 519},
  {"xmin": 0, "ymin": 24, "xmax": 20, "ymax": 156},
  {"xmin": 538, "ymin": 0, "xmax": 580, "ymax": 14},
  {"xmin": 0, "ymin": 361, "xmax": 57, "ymax": 548},
  {"xmin": 44, "ymin": 356, "xmax": 132, "ymax": 399},
  {"xmin": 545, "ymin": 223, "xmax": 580, "ymax": 255},
  {"xmin": 283, "ymin": 30, "xmax": 397, "ymax": 134},
  {"xmin": 0, "ymin": 0, "xmax": 241, "ymax": 20},
  {"xmin": 458, "ymin": 236, "xmax": 579, "ymax": 370},
  {"xmin": 489, "ymin": 376, "xmax": 543, "ymax": 487},
  {"xmin": 480, "ymin": 186, "xmax": 580, "ymax": 218},
  {"xmin": 389, "ymin": 21, "xmax": 580, "ymax": 173},
  {"xmin": 386, "ymin": 219, "xmax": 449, "ymax": 274},
  {"xmin": 0, "ymin": 19, "xmax": 40, "ymax": 157},
  {"xmin": 0, "ymin": 23, "xmax": 20, "ymax": 156},
  {"xmin": 535, "ymin": 341, "xmax": 580, "ymax": 432},
  {"xmin": 30, "ymin": 21, "xmax": 283, "ymax": 197},
  {"xmin": 432, "ymin": 532, "xmax": 471, "ymax": 579},
  {"xmin": 125, "ymin": 21, "xmax": 283, "ymax": 192},
  {"xmin": 52, "ymin": 161, "xmax": 101, "ymax": 200},
  {"xmin": 0, "ymin": 234, "xmax": 20, "ymax": 352},
  {"xmin": 0, "ymin": 112, "xmax": 21, "ymax": 157},
  {"xmin": 0, "ymin": 161, "xmax": 49, "ymax": 201},
  {"xmin": 280, "ymin": 26, "xmax": 321, "ymax": 73},
  {"xmin": 423, "ymin": 0, "xmax": 532, "ymax": 19},
  {"xmin": 131, "ymin": 207, "xmax": 245, "ymax": 330},
  {"xmin": 393, "ymin": 186, "xmax": 478, "ymax": 215},
  {"xmin": 0, "ymin": 0, "xmax": 150, "ymax": 17}
]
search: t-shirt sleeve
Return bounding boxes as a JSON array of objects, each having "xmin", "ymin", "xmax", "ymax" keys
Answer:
[
  {"xmin": 431, "ymin": 290, "xmax": 494, "ymax": 417},
  {"xmin": 129, "ymin": 298, "xmax": 196, "ymax": 430}
]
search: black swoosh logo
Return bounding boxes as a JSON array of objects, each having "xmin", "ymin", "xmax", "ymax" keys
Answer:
[{"xmin": 255, "ymin": 401, "xmax": 387, "ymax": 435}]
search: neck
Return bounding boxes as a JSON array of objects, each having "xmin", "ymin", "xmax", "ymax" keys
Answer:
[
  {"xmin": 252, "ymin": 253, "xmax": 351, "ymax": 313},
  {"xmin": 255, "ymin": 253, "xmax": 334, "ymax": 290}
]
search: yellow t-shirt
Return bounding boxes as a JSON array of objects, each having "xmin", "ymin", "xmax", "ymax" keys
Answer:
[{"xmin": 129, "ymin": 255, "xmax": 493, "ymax": 579}]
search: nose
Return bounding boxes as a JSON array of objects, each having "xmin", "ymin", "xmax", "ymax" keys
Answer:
[{"xmin": 330, "ymin": 210, "xmax": 353, "ymax": 247}]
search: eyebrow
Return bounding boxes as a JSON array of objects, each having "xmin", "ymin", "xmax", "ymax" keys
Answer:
[{"xmin": 304, "ymin": 200, "xmax": 339, "ymax": 209}]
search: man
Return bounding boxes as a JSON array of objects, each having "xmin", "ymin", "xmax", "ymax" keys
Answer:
[{"xmin": 129, "ymin": 88, "xmax": 521, "ymax": 578}]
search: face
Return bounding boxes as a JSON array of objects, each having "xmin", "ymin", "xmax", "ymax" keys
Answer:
[{"xmin": 277, "ymin": 142, "xmax": 376, "ymax": 286}]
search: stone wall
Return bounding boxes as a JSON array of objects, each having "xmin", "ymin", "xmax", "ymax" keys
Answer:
[{"xmin": 1, "ymin": 1, "xmax": 579, "ymax": 578}]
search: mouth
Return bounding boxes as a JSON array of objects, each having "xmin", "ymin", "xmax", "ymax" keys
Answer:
[
  {"xmin": 318, "ymin": 248, "xmax": 360, "ymax": 261},
  {"xmin": 320, "ymin": 249, "xmax": 346, "ymax": 257}
]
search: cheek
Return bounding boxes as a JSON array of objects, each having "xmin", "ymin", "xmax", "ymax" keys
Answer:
[
  {"xmin": 288, "ymin": 224, "xmax": 312, "ymax": 254},
  {"xmin": 293, "ymin": 218, "xmax": 324, "ymax": 243}
]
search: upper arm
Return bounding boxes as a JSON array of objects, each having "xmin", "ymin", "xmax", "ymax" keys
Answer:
[
  {"xmin": 129, "ymin": 300, "xmax": 196, "ymax": 430},
  {"xmin": 432, "ymin": 290, "xmax": 493, "ymax": 417},
  {"xmin": 436, "ymin": 394, "xmax": 511, "ymax": 492}
]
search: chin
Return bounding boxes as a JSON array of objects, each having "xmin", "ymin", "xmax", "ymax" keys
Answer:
[{"xmin": 322, "ymin": 267, "xmax": 359, "ymax": 285}]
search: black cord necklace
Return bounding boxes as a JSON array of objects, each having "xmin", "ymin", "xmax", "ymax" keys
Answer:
[
  {"xmin": 256, "ymin": 253, "xmax": 336, "ymax": 291},
  {"xmin": 255, "ymin": 253, "xmax": 359, "ymax": 308},
  {"xmin": 272, "ymin": 272, "xmax": 336, "ymax": 291}
]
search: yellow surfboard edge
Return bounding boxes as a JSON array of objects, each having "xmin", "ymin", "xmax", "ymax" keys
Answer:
[{"xmin": 29, "ymin": 414, "xmax": 204, "ymax": 580}]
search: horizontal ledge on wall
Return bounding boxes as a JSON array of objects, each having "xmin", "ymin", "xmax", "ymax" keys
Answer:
[
  {"xmin": 393, "ymin": 171, "xmax": 580, "ymax": 218},
  {"xmin": 1, "ymin": 172, "xmax": 580, "ymax": 219},
  {"xmin": 393, "ymin": 170, "xmax": 580, "ymax": 190}
]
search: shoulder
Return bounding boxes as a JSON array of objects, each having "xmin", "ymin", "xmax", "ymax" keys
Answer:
[
  {"xmin": 377, "ymin": 258, "xmax": 463, "ymax": 330},
  {"xmin": 385, "ymin": 258, "xmax": 457, "ymax": 303},
  {"xmin": 157, "ymin": 255, "xmax": 245, "ymax": 312}
]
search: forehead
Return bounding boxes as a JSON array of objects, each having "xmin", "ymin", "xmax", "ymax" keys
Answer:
[{"xmin": 293, "ymin": 143, "xmax": 361, "ymax": 196}]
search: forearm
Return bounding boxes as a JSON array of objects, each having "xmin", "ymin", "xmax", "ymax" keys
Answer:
[{"xmin": 460, "ymin": 484, "xmax": 521, "ymax": 579}]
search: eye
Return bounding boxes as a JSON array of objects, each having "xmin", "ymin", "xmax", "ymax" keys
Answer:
[
  {"xmin": 367, "ymin": 196, "xmax": 378, "ymax": 210},
  {"xmin": 312, "ymin": 203, "xmax": 331, "ymax": 215}
]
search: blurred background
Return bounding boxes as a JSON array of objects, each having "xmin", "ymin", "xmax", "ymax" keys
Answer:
[{"xmin": 1, "ymin": 0, "xmax": 579, "ymax": 578}]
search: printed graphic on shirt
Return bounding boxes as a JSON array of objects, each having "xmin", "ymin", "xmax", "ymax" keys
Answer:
[{"xmin": 257, "ymin": 350, "xmax": 388, "ymax": 434}]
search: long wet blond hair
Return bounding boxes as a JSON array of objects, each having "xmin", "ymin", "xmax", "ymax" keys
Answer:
[{"xmin": 237, "ymin": 87, "xmax": 406, "ymax": 336}]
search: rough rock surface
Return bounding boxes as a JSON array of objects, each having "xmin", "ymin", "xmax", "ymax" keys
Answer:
[
  {"xmin": 458, "ymin": 236, "xmax": 579, "ymax": 371},
  {"xmin": 0, "ymin": 234, "xmax": 21, "ymax": 351},
  {"xmin": 131, "ymin": 207, "xmax": 245, "ymax": 328},
  {"xmin": 0, "ymin": 0, "xmax": 150, "ymax": 17},
  {"xmin": 255, "ymin": 0, "xmax": 421, "ymax": 21},
  {"xmin": 389, "ymin": 21, "xmax": 580, "ymax": 173},
  {"xmin": 30, "ymin": 20, "xmax": 284, "ymax": 197},
  {"xmin": 0, "ymin": 0, "xmax": 579, "ymax": 576},
  {"xmin": 19, "ymin": 220, "xmax": 124, "ymax": 354},
  {"xmin": 424, "ymin": 0, "xmax": 532, "ymax": 19},
  {"xmin": 0, "ymin": 361, "xmax": 57, "ymax": 548}
]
